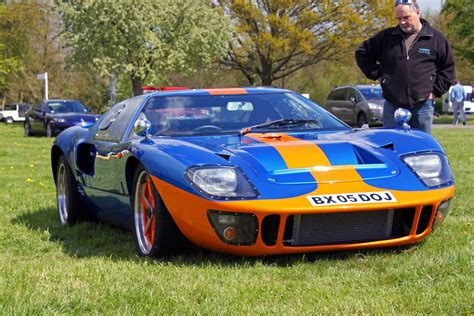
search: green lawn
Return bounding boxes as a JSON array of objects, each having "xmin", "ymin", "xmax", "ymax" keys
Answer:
[
  {"xmin": 433, "ymin": 114, "xmax": 474, "ymax": 125},
  {"xmin": 0, "ymin": 123, "xmax": 472, "ymax": 314}
]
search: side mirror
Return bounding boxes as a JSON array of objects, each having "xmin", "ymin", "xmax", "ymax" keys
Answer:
[
  {"xmin": 349, "ymin": 96, "xmax": 357, "ymax": 103},
  {"xmin": 134, "ymin": 113, "xmax": 152, "ymax": 138},
  {"xmin": 394, "ymin": 108, "xmax": 412, "ymax": 130}
]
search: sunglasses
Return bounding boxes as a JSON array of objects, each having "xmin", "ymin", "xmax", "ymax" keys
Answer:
[{"xmin": 395, "ymin": 0, "xmax": 417, "ymax": 6}]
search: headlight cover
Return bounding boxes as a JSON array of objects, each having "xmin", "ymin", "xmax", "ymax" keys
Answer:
[
  {"xmin": 368, "ymin": 102, "xmax": 382, "ymax": 110},
  {"xmin": 401, "ymin": 152, "xmax": 453, "ymax": 187},
  {"xmin": 186, "ymin": 166, "xmax": 258, "ymax": 199}
]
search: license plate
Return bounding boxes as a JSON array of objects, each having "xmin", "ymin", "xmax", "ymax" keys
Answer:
[{"xmin": 307, "ymin": 191, "xmax": 397, "ymax": 207}]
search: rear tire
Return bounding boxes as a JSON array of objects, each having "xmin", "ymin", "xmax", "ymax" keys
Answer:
[
  {"xmin": 132, "ymin": 165, "xmax": 188, "ymax": 257},
  {"xmin": 5, "ymin": 117, "xmax": 13, "ymax": 124},
  {"xmin": 56, "ymin": 155, "xmax": 82, "ymax": 225}
]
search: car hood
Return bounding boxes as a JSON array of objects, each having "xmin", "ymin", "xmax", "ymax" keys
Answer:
[
  {"xmin": 48, "ymin": 113, "xmax": 98, "ymax": 126},
  {"xmin": 224, "ymin": 133, "xmax": 399, "ymax": 184},
  {"xmin": 140, "ymin": 128, "xmax": 442, "ymax": 197},
  {"xmin": 170, "ymin": 131, "xmax": 406, "ymax": 185},
  {"xmin": 48, "ymin": 113, "xmax": 98, "ymax": 121}
]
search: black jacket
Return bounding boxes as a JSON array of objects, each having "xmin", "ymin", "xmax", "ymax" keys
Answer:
[{"xmin": 355, "ymin": 19, "xmax": 455, "ymax": 108}]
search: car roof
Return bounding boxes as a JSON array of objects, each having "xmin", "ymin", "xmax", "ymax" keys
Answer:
[
  {"xmin": 45, "ymin": 99, "xmax": 82, "ymax": 102},
  {"xmin": 145, "ymin": 87, "xmax": 292, "ymax": 97},
  {"xmin": 5, "ymin": 102, "xmax": 31, "ymax": 105},
  {"xmin": 331, "ymin": 84, "xmax": 381, "ymax": 90}
]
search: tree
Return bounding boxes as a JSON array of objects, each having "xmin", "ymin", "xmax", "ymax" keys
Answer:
[
  {"xmin": 442, "ymin": 0, "xmax": 474, "ymax": 65},
  {"xmin": 0, "ymin": 2, "xmax": 85, "ymax": 105},
  {"xmin": 218, "ymin": 0, "xmax": 393, "ymax": 86},
  {"xmin": 56, "ymin": 0, "xmax": 233, "ymax": 96}
]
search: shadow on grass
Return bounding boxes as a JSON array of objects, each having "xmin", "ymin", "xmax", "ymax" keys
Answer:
[
  {"xmin": 14, "ymin": 207, "xmax": 419, "ymax": 267},
  {"xmin": 14, "ymin": 207, "xmax": 138, "ymax": 261}
]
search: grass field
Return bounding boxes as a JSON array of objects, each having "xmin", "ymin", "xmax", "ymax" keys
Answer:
[
  {"xmin": 0, "ymin": 123, "xmax": 472, "ymax": 314},
  {"xmin": 433, "ymin": 114, "xmax": 474, "ymax": 125}
]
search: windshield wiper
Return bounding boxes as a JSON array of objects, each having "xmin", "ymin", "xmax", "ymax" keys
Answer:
[{"xmin": 239, "ymin": 118, "xmax": 320, "ymax": 135}]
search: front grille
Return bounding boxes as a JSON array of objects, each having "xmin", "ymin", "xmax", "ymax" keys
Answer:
[{"xmin": 283, "ymin": 209, "xmax": 414, "ymax": 247}]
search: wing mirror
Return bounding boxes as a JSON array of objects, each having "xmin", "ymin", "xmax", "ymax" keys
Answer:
[
  {"xmin": 133, "ymin": 113, "xmax": 152, "ymax": 138},
  {"xmin": 394, "ymin": 108, "xmax": 411, "ymax": 130}
]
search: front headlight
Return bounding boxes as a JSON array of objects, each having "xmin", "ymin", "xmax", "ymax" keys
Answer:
[
  {"xmin": 186, "ymin": 166, "xmax": 258, "ymax": 199},
  {"xmin": 54, "ymin": 118, "xmax": 66, "ymax": 123},
  {"xmin": 368, "ymin": 102, "xmax": 382, "ymax": 110},
  {"xmin": 402, "ymin": 152, "xmax": 453, "ymax": 187}
]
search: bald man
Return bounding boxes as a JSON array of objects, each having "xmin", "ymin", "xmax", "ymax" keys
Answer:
[{"xmin": 355, "ymin": 0, "xmax": 455, "ymax": 133}]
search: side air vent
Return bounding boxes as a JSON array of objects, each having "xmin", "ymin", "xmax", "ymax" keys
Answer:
[
  {"xmin": 76, "ymin": 143, "xmax": 96, "ymax": 176},
  {"xmin": 215, "ymin": 153, "xmax": 231, "ymax": 161},
  {"xmin": 380, "ymin": 142, "xmax": 396, "ymax": 151}
]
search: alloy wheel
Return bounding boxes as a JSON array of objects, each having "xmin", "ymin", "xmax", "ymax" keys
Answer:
[
  {"xmin": 134, "ymin": 171, "xmax": 156, "ymax": 255},
  {"xmin": 57, "ymin": 162, "xmax": 68, "ymax": 225}
]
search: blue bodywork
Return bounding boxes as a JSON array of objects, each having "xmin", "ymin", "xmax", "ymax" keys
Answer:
[{"xmin": 51, "ymin": 88, "xmax": 453, "ymax": 229}]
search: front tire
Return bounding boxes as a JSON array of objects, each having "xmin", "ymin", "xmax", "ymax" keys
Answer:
[
  {"xmin": 132, "ymin": 166, "xmax": 187, "ymax": 257},
  {"xmin": 56, "ymin": 155, "xmax": 82, "ymax": 225},
  {"xmin": 357, "ymin": 112, "xmax": 368, "ymax": 128},
  {"xmin": 24, "ymin": 120, "xmax": 32, "ymax": 136}
]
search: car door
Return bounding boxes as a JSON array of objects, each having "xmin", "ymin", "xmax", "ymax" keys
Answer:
[
  {"xmin": 29, "ymin": 102, "xmax": 48, "ymax": 133},
  {"xmin": 327, "ymin": 88, "xmax": 349, "ymax": 122},
  {"xmin": 346, "ymin": 88, "xmax": 361, "ymax": 125},
  {"xmin": 81, "ymin": 97, "xmax": 144, "ymax": 226}
]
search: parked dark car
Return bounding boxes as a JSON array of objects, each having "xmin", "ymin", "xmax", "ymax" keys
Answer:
[
  {"xmin": 325, "ymin": 85, "xmax": 384, "ymax": 127},
  {"xmin": 24, "ymin": 99, "xmax": 99, "ymax": 137}
]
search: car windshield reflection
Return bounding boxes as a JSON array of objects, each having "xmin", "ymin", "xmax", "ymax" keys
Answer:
[
  {"xmin": 140, "ymin": 92, "xmax": 349, "ymax": 136},
  {"xmin": 359, "ymin": 87, "xmax": 383, "ymax": 101}
]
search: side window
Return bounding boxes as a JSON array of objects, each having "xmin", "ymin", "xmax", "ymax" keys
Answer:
[
  {"xmin": 38, "ymin": 102, "xmax": 48, "ymax": 112},
  {"xmin": 327, "ymin": 90, "xmax": 336, "ymax": 101},
  {"xmin": 94, "ymin": 96, "xmax": 144, "ymax": 142},
  {"xmin": 334, "ymin": 88, "xmax": 347, "ymax": 101},
  {"xmin": 98, "ymin": 102, "xmax": 127, "ymax": 131},
  {"xmin": 346, "ymin": 88, "xmax": 356, "ymax": 102}
]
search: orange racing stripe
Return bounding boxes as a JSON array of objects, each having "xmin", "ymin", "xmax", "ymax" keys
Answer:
[
  {"xmin": 246, "ymin": 133, "xmax": 331, "ymax": 169},
  {"xmin": 205, "ymin": 88, "xmax": 248, "ymax": 95}
]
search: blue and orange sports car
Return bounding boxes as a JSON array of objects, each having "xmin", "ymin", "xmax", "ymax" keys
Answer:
[{"xmin": 51, "ymin": 88, "xmax": 454, "ymax": 257}]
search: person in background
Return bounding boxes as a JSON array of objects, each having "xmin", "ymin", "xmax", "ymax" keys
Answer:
[
  {"xmin": 450, "ymin": 79, "xmax": 466, "ymax": 125},
  {"xmin": 355, "ymin": 0, "xmax": 455, "ymax": 134}
]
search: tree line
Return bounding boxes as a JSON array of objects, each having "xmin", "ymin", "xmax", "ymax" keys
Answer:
[{"xmin": 0, "ymin": 0, "xmax": 472, "ymax": 112}]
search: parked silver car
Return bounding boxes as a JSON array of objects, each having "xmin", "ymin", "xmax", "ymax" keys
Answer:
[{"xmin": 325, "ymin": 85, "xmax": 384, "ymax": 127}]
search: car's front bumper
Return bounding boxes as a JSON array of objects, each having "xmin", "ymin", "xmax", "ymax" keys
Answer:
[{"xmin": 152, "ymin": 176, "xmax": 455, "ymax": 256}]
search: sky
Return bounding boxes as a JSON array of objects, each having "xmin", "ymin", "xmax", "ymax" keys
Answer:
[{"xmin": 417, "ymin": 0, "xmax": 443, "ymax": 12}]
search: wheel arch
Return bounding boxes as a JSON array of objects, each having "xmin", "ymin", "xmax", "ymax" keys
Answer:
[
  {"xmin": 125, "ymin": 156, "xmax": 141, "ymax": 197},
  {"xmin": 51, "ymin": 145, "xmax": 65, "ymax": 185},
  {"xmin": 357, "ymin": 110, "xmax": 368, "ymax": 126}
]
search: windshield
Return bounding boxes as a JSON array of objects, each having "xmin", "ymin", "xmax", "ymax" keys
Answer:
[
  {"xmin": 47, "ymin": 101, "xmax": 88, "ymax": 114},
  {"xmin": 359, "ymin": 87, "xmax": 383, "ymax": 101},
  {"xmin": 140, "ymin": 92, "xmax": 348, "ymax": 136}
]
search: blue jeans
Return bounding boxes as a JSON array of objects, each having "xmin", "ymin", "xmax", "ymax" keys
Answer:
[
  {"xmin": 383, "ymin": 99, "xmax": 434, "ymax": 133},
  {"xmin": 452, "ymin": 101, "xmax": 467, "ymax": 124}
]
